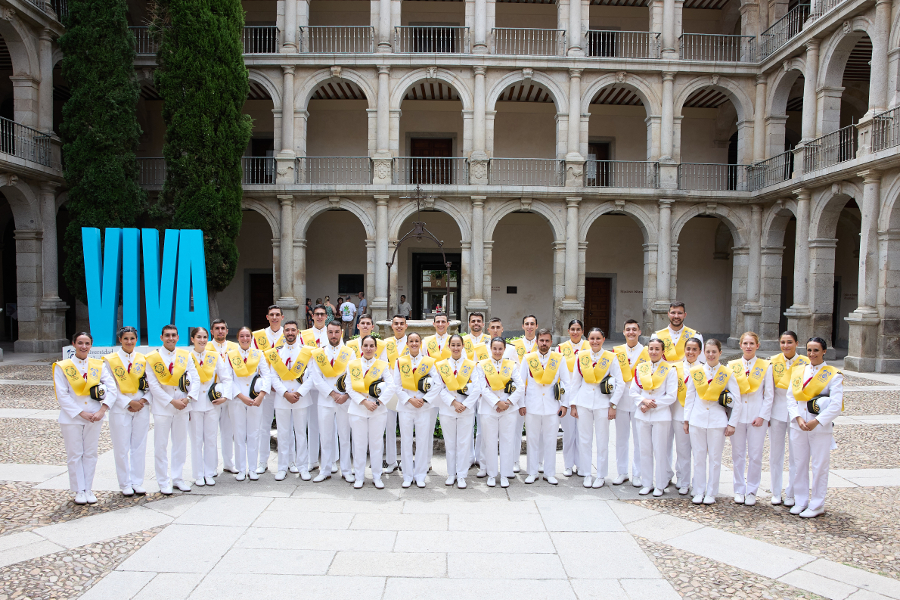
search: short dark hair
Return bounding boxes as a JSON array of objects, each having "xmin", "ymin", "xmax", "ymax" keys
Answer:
[
  {"xmin": 780, "ymin": 330, "xmax": 799, "ymax": 342},
  {"xmin": 807, "ymin": 336, "xmax": 828, "ymax": 351},
  {"xmin": 490, "ymin": 336, "xmax": 506, "ymax": 348},
  {"xmin": 647, "ymin": 338, "xmax": 665, "ymax": 351},
  {"xmin": 669, "ymin": 301, "xmax": 686, "ymax": 311},
  {"xmin": 705, "ymin": 338, "xmax": 723, "ymax": 351},
  {"xmin": 469, "ymin": 312, "xmax": 484, "ymax": 322},
  {"xmin": 623, "ymin": 319, "xmax": 641, "ymax": 329},
  {"xmin": 358, "ymin": 291, "xmax": 365, "ymax": 297},
  {"xmin": 392, "ymin": 314, "xmax": 407, "ymax": 321},
  {"xmin": 489, "ymin": 317, "xmax": 502, "ymax": 324},
  {"xmin": 435, "ymin": 314, "xmax": 448, "ymax": 322},
  {"xmin": 161, "ymin": 324, "xmax": 178, "ymax": 335},
  {"xmin": 400, "ymin": 295, "xmax": 406, "ymax": 299},
  {"xmin": 267, "ymin": 305, "xmax": 283, "ymax": 315},
  {"xmin": 211, "ymin": 318, "xmax": 228, "ymax": 328},
  {"xmin": 685, "ymin": 337, "xmax": 703, "ymax": 350},
  {"xmin": 313, "ymin": 304, "xmax": 327, "ymax": 314},
  {"xmin": 360, "ymin": 334, "xmax": 378, "ymax": 347},
  {"xmin": 523, "ymin": 314, "xmax": 537, "ymax": 325},
  {"xmin": 407, "ymin": 331, "xmax": 422, "ymax": 342},
  {"xmin": 359, "ymin": 315, "xmax": 374, "ymax": 325},
  {"xmin": 237, "ymin": 326, "xmax": 253, "ymax": 336},
  {"xmin": 448, "ymin": 333, "xmax": 465, "ymax": 346},
  {"xmin": 283, "ymin": 320, "xmax": 299, "ymax": 329},
  {"xmin": 567, "ymin": 319, "xmax": 584, "ymax": 330},
  {"xmin": 189, "ymin": 326, "xmax": 209, "ymax": 339},
  {"xmin": 117, "ymin": 326, "xmax": 138, "ymax": 341},
  {"xmin": 72, "ymin": 331, "xmax": 93, "ymax": 344},
  {"xmin": 536, "ymin": 328, "xmax": 553, "ymax": 340},
  {"xmin": 588, "ymin": 327, "xmax": 605, "ymax": 338},
  {"xmin": 327, "ymin": 321, "xmax": 343, "ymax": 330}
]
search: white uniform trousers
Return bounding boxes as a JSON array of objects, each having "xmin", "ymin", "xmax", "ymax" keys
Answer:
[
  {"xmin": 480, "ymin": 411, "xmax": 517, "ymax": 479},
  {"xmin": 426, "ymin": 407, "xmax": 439, "ymax": 467},
  {"xmin": 525, "ymin": 413, "xmax": 559, "ymax": 479},
  {"xmin": 384, "ymin": 408, "xmax": 398, "ymax": 466},
  {"xmin": 672, "ymin": 420, "xmax": 692, "ymax": 489},
  {"xmin": 276, "ymin": 407, "xmax": 309, "ymax": 474},
  {"xmin": 731, "ymin": 422, "xmax": 767, "ymax": 495},
  {"xmin": 441, "ymin": 412, "xmax": 476, "ymax": 479},
  {"xmin": 318, "ymin": 404, "xmax": 351, "ymax": 478},
  {"xmin": 615, "ymin": 409, "xmax": 642, "ymax": 480},
  {"xmin": 768, "ymin": 418, "xmax": 794, "ymax": 500},
  {"xmin": 189, "ymin": 409, "xmax": 220, "ymax": 481},
  {"xmin": 636, "ymin": 419, "xmax": 670, "ymax": 490},
  {"xmin": 307, "ymin": 392, "xmax": 321, "ymax": 469},
  {"xmin": 689, "ymin": 426, "xmax": 726, "ymax": 498},
  {"xmin": 350, "ymin": 412, "xmax": 387, "ymax": 482},
  {"xmin": 153, "ymin": 411, "xmax": 189, "ymax": 487},
  {"xmin": 576, "ymin": 408, "xmax": 611, "ymax": 480},
  {"xmin": 60, "ymin": 421, "xmax": 104, "ymax": 493},
  {"xmin": 256, "ymin": 393, "xmax": 275, "ymax": 470},
  {"xmin": 665, "ymin": 422, "xmax": 676, "ymax": 482},
  {"xmin": 108, "ymin": 409, "xmax": 150, "ymax": 491},
  {"xmin": 219, "ymin": 405, "xmax": 236, "ymax": 471},
  {"xmin": 473, "ymin": 412, "xmax": 484, "ymax": 468},
  {"xmin": 230, "ymin": 401, "xmax": 261, "ymax": 475},
  {"xmin": 399, "ymin": 410, "xmax": 432, "ymax": 483},
  {"xmin": 512, "ymin": 411, "xmax": 526, "ymax": 467},
  {"xmin": 789, "ymin": 427, "xmax": 832, "ymax": 512},
  {"xmin": 561, "ymin": 412, "xmax": 579, "ymax": 472}
]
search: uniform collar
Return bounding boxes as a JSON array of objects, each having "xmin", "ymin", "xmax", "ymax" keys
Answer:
[{"xmin": 119, "ymin": 348, "xmax": 136, "ymax": 361}]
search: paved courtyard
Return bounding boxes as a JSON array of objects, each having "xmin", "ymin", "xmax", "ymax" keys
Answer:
[{"xmin": 1, "ymin": 353, "xmax": 900, "ymax": 600}]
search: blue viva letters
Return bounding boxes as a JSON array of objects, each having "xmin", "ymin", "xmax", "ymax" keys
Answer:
[
  {"xmin": 82, "ymin": 228, "xmax": 122, "ymax": 346},
  {"xmin": 142, "ymin": 229, "xmax": 180, "ymax": 340},
  {"xmin": 174, "ymin": 229, "xmax": 210, "ymax": 341}
]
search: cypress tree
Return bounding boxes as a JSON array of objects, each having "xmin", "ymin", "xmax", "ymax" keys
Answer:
[
  {"xmin": 152, "ymin": 0, "xmax": 252, "ymax": 314},
  {"xmin": 59, "ymin": 0, "xmax": 145, "ymax": 304}
]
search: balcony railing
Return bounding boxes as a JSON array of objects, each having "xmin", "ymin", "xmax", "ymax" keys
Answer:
[
  {"xmin": 301, "ymin": 26, "xmax": 374, "ymax": 53},
  {"xmin": 394, "ymin": 26, "xmax": 469, "ymax": 53},
  {"xmin": 0, "ymin": 117, "xmax": 52, "ymax": 167},
  {"xmin": 679, "ymin": 163, "xmax": 750, "ymax": 191},
  {"xmin": 242, "ymin": 156, "xmax": 275, "ymax": 185},
  {"xmin": 393, "ymin": 157, "xmax": 468, "ymax": 184},
  {"xmin": 491, "ymin": 28, "xmax": 565, "ymax": 56},
  {"xmin": 748, "ymin": 151, "xmax": 794, "ymax": 191},
  {"xmin": 809, "ymin": 0, "xmax": 847, "ymax": 19},
  {"xmin": 758, "ymin": 4, "xmax": 809, "ymax": 60},
  {"xmin": 489, "ymin": 158, "xmax": 563, "ymax": 186},
  {"xmin": 137, "ymin": 157, "xmax": 166, "ymax": 187},
  {"xmin": 243, "ymin": 26, "xmax": 280, "ymax": 54},
  {"xmin": 873, "ymin": 106, "xmax": 900, "ymax": 153},
  {"xmin": 26, "ymin": 0, "xmax": 66, "ymax": 20},
  {"xmin": 679, "ymin": 33, "xmax": 755, "ymax": 62},
  {"xmin": 585, "ymin": 31, "xmax": 661, "ymax": 59},
  {"xmin": 804, "ymin": 125, "xmax": 857, "ymax": 173},
  {"xmin": 298, "ymin": 156, "xmax": 372, "ymax": 184},
  {"xmin": 585, "ymin": 160, "xmax": 659, "ymax": 188},
  {"xmin": 130, "ymin": 27, "xmax": 158, "ymax": 55}
]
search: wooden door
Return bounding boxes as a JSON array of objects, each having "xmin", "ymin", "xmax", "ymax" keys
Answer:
[
  {"xmin": 584, "ymin": 277, "xmax": 611, "ymax": 334},
  {"xmin": 410, "ymin": 138, "xmax": 454, "ymax": 184},
  {"xmin": 587, "ymin": 142, "xmax": 611, "ymax": 186},
  {"xmin": 249, "ymin": 273, "xmax": 274, "ymax": 331}
]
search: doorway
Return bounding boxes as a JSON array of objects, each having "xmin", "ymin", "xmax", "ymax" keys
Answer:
[
  {"xmin": 410, "ymin": 138, "xmax": 454, "ymax": 184},
  {"xmin": 586, "ymin": 141, "xmax": 611, "ymax": 187},
  {"xmin": 584, "ymin": 276, "xmax": 612, "ymax": 334},
  {"xmin": 248, "ymin": 272, "xmax": 274, "ymax": 331},
  {"xmin": 411, "ymin": 252, "xmax": 460, "ymax": 320}
]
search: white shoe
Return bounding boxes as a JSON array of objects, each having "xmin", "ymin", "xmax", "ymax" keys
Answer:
[
  {"xmin": 309, "ymin": 463, "xmax": 320, "ymax": 472},
  {"xmin": 671, "ymin": 475, "xmax": 679, "ymax": 486},
  {"xmin": 344, "ymin": 473, "xmax": 355, "ymax": 483},
  {"xmin": 235, "ymin": 472, "xmax": 246, "ymax": 482},
  {"xmin": 373, "ymin": 478, "xmax": 384, "ymax": 489},
  {"xmin": 132, "ymin": 485, "xmax": 147, "ymax": 495},
  {"xmin": 692, "ymin": 495, "xmax": 704, "ymax": 504},
  {"xmin": 255, "ymin": 466, "xmax": 267, "ymax": 475},
  {"xmin": 299, "ymin": 471, "xmax": 311, "ymax": 481},
  {"xmin": 539, "ymin": 463, "xmax": 544, "ymax": 473},
  {"xmin": 205, "ymin": 477, "xmax": 215, "ymax": 486},
  {"xmin": 275, "ymin": 471, "xmax": 287, "ymax": 481},
  {"xmin": 331, "ymin": 462, "xmax": 339, "ymax": 474},
  {"xmin": 313, "ymin": 472, "xmax": 330, "ymax": 483},
  {"xmin": 632, "ymin": 477, "xmax": 642, "ymax": 488},
  {"xmin": 445, "ymin": 476, "xmax": 455, "ymax": 486},
  {"xmin": 639, "ymin": 487, "xmax": 652, "ymax": 495},
  {"xmin": 652, "ymin": 488, "xmax": 664, "ymax": 497},
  {"xmin": 771, "ymin": 496, "xmax": 783, "ymax": 506},
  {"xmin": 289, "ymin": 465, "xmax": 299, "ymax": 474},
  {"xmin": 500, "ymin": 477, "xmax": 510, "ymax": 488},
  {"xmin": 784, "ymin": 497, "xmax": 796, "ymax": 507},
  {"xmin": 524, "ymin": 475, "xmax": 536, "ymax": 484},
  {"xmin": 513, "ymin": 463, "xmax": 521, "ymax": 473},
  {"xmin": 160, "ymin": 484, "xmax": 174, "ymax": 495},
  {"xmin": 85, "ymin": 491, "xmax": 97, "ymax": 504},
  {"xmin": 790, "ymin": 504, "xmax": 807, "ymax": 515},
  {"xmin": 703, "ymin": 496, "xmax": 716, "ymax": 505},
  {"xmin": 457, "ymin": 478, "xmax": 467, "ymax": 489},
  {"xmin": 612, "ymin": 474, "xmax": 627, "ymax": 485},
  {"xmin": 122, "ymin": 486, "xmax": 134, "ymax": 497},
  {"xmin": 745, "ymin": 494, "xmax": 757, "ymax": 506},
  {"xmin": 476, "ymin": 469, "xmax": 487, "ymax": 478},
  {"xmin": 800, "ymin": 507, "xmax": 824, "ymax": 518},
  {"xmin": 354, "ymin": 479, "xmax": 364, "ymax": 489},
  {"xmin": 546, "ymin": 477, "xmax": 559, "ymax": 486},
  {"xmin": 487, "ymin": 477, "xmax": 496, "ymax": 487},
  {"xmin": 248, "ymin": 471, "xmax": 259, "ymax": 481},
  {"xmin": 734, "ymin": 494, "xmax": 745, "ymax": 504},
  {"xmin": 563, "ymin": 468, "xmax": 573, "ymax": 477},
  {"xmin": 175, "ymin": 481, "xmax": 191, "ymax": 492},
  {"xmin": 402, "ymin": 479, "xmax": 412, "ymax": 488},
  {"xmin": 384, "ymin": 463, "xmax": 398, "ymax": 474},
  {"xmin": 194, "ymin": 478, "xmax": 205, "ymax": 487},
  {"xmin": 74, "ymin": 491, "xmax": 87, "ymax": 505},
  {"xmin": 416, "ymin": 480, "xmax": 426, "ymax": 488},
  {"xmin": 679, "ymin": 486, "xmax": 689, "ymax": 495},
  {"xmin": 583, "ymin": 476, "xmax": 593, "ymax": 488},
  {"xmin": 573, "ymin": 465, "xmax": 580, "ymax": 475},
  {"xmin": 592, "ymin": 478, "xmax": 605, "ymax": 489}
]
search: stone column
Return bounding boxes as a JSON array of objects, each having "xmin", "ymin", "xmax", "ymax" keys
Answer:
[
  {"xmin": 869, "ymin": 0, "xmax": 892, "ymax": 113},
  {"xmin": 652, "ymin": 199, "xmax": 673, "ymax": 329},
  {"xmin": 378, "ymin": 0, "xmax": 392, "ymax": 51},
  {"xmin": 39, "ymin": 29, "xmax": 53, "ymax": 133},
  {"xmin": 294, "ymin": 238, "xmax": 307, "ymax": 316},
  {"xmin": 753, "ymin": 75, "xmax": 767, "ymax": 162},
  {"xmin": 365, "ymin": 239, "xmax": 377, "ymax": 310},
  {"xmin": 467, "ymin": 197, "xmax": 489, "ymax": 312},
  {"xmin": 660, "ymin": 72, "xmax": 675, "ymax": 161},
  {"xmin": 373, "ymin": 66, "xmax": 392, "ymax": 184},
  {"xmin": 801, "ymin": 40, "xmax": 819, "ymax": 142},
  {"xmin": 643, "ymin": 242, "xmax": 659, "ymax": 335},
  {"xmin": 483, "ymin": 240, "xmax": 494, "ymax": 313},
  {"xmin": 474, "ymin": 0, "xmax": 488, "ymax": 53},
  {"xmin": 276, "ymin": 196, "xmax": 299, "ymax": 317},
  {"xmin": 661, "ymin": 0, "xmax": 676, "ymax": 57},
  {"xmin": 283, "ymin": 0, "xmax": 298, "ymax": 52},
  {"xmin": 280, "ymin": 67, "xmax": 295, "ymax": 155},
  {"xmin": 373, "ymin": 196, "xmax": 390, "ymax": 321},
  {"xmin": 845, "ymin": 170, "xmax": 882, "ymax": 371},
  {"xmin": 470, "ymin": 66, "xmax": 489, "ymax": 184},
  {"xmin": 39, "ymin": 182, "xmax": 66, "ymax": 350},
  {"xmin": 743, "ymin": 204, "xmax": 763, "ymax": 333},
  {"xmin": 568, "ymin": 0, "xmax": 583, "ymax": 55},
  {"xmin": 760, "ymin": 245, "xmax": 785, "ymax": 348},
  {"xmin": 13, "ymin": 230, "xmax": 42, "ymax": 353},
  {"xmin": 784, "ymin": 189, "xmax": 812, "ymax": 340},
  {"xmin": 10, "ymin": 76, "xmax": 39, "ymax": 129},
  {"xmin": 564, "ymin": 197, "xmax": 580, "ymax": 301},
  {"xmin": 565, "ymin": 69, "xmax": 585, "ymax": 186}
]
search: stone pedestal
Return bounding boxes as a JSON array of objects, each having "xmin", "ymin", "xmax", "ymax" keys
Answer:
[
  {"xmin": 555, "ymin": 300, "xmax": 583, "ymax": 343},
  {"xmin": 658, "ymin": 162, "xmax": 678, "ymax": 189},
  {"xmin": 376, "ymin": 319, "xmax": 461, "ymax": 339},
  {"xmin": 651, "ymin": 301, "xmax": 670, "ymax": 331},
  {"xmin": 564, "ymin": 158, "xmax": 584, "ymax": 187},
  {"xmin": 784, "ymin": 305, "xmax": 811, "ymax": 344},
  {"xmin": 372, "ymin": 156, "xmax": 392, "ymax": 184},
  {"xmin": 742, "ymin": 303, "xmax": 762, "ymax": 336},
  {"xmin": 844, "ymin": 310, "xmax": 880, "ymax": 372}
]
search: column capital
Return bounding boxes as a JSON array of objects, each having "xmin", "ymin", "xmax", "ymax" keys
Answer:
[
  {"xmin": 658, "ymin": 198, "xmax": 674, "ymax": 207},
  {"xmin": 569, "ymin": 68, "xmax": 583, "ymax": 79},
  {"xmin": 294, "ymin": 238, "xmax": 307, "ymax": 249},
  {"xmin": 662, "ymin": 71, "xmax": 675, "ymax": 82},
  {"xmin": 565, "ymin": 196, "xmax": 581, "ymax": 207},
  {"xmin": 374, "ymin": 194, "xmax": 390, "ymax": 206},
  {"xmin": 756, "ymin": 73, "xmax": 767, "ymax": 86},
  {"xmin": 39, "ymin": 28, "xmax": 53, "ymax": 42},
  {"xmin": 792, "ymin": 188, "xmax": 811, "ymax": 201},
  {"xmin": 857, "ymin": 169, "xmax": 882, "ymax": 184},
  {"xmin": 365, "ymin": 239, "xmax": 377, "ymax": 249},
  {"xmin": 378, "ymin": 65, "xmax": 391, "ymax": 76},
  {"xmin": 39, "ymin": 180, "xmax": 59, "ymax": 193},
  {"xmin": 751, "ymin": 203, "xmax": 762, "ymax": 215},
  {"xmin": 277, "ymin": 195, "xmax": 295, "ymax": 206},
  {"xmin": 473, "ymin": 65, "xmax": 487, "ymax": 76},
  {"xmin": 805, "ymin": 38, "xmax": 819, "ymax": 53},
  {"xmin": 282, "ymin": 65, "xmax": 295, "ymax": 76},
  {"xmin": 471, "ymin": 195, "xmax": 486, "ymax": 207}
]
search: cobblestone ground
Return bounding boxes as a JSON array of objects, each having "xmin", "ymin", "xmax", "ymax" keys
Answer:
[
  {"xmin": 0, "ymin": 419, "xmax": 113, "ymax": 465},
  {"xmin": 0, "ymin": 384, "xmax": 58, "ymax": 410},
  {"xmin": 0, "ymin": 364, "xmax": 54, "ymax": 380}
]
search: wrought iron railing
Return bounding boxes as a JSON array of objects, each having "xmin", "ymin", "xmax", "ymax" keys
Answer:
[
  {"xmin": 393, "ymin": 157, "xmax": 468, "ymax": 184},
  {"xmin": 0, "ymin": 117, "xmax": 52, "ymax": 167},
  {"xmin": 130, "ymin": 27, "xmax": 158, "ymax": 55},
  {"xmin": 585, "ymin": 31, "xmax": 661, "ymax": 59},
  {"xmin": 297, "ymin": 156, "xmax": 372, "ymax": 184},
  {"xmin": 136, "ymin": 157, "xmax": 166, "ymax": 187},
  {"xmin": 243, "ymin": 26, "xmax": 280, "ymax": 54},
  {"xmin": 678, "ymin": 163, "xmax": 750, "ymax": 191},
  {"xmin": 748, "ymin": 152, "xmax": 794, "ymax": 191},
  {"xmin": 758, "ymin": 4, "xmax": 810, "ymax": 60},
  {"xmin": 872, "ymin": 106, "xmax": 900, "ymax": 152},
  {"xmin": 301, "ymin": 26, "xmax": 375, "ymax": 53},
  {"xmin": 679, "ymin": 33, "xmax": 755, "ymax": 62},
  {"xmin": 489, "ymin": 158, "xmax": 563, "ymax": 186},
  {"xmin": 585, "ymin": 160, "xmax": 659, "ymax": 188},
  {"xmin": 803, "ymin": 125, "xmax": 857, "ymax": 172},
  {"xmin": 809, "ymin": 0, "xmax": 847, "ymax": 20},
  {"xmin": 394, "ymin": 26, "xmax": 470, "ymax": 53},
  {"xmin": 491, "ymin": 28, "xmax": 565, "ymax": 56},
  {"xmin": 26, "ymin": 0, "xmax": 66, "ymax": 19},
  {"xmin": 242, "ymin": 156, "xmax": 276, "ymax": 185}
]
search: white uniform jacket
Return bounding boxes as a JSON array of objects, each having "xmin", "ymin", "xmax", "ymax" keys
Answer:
[
  {"xmin": 771, "ymin": 354, "xmax": 804, "ymax": 422},
  {"xmin": 683, "ymin": 362, "xmax": 743, "ymax": 429},
  {"xmin": 630, "ymin": 361, "xmax": 677, "ymax": 423},
  {"xmin": 476, "ymin": 359, "xmax": 525, "ymax": 416},
  {"xmin": 437, "ymin": 356, "xmax": 481, "ymax": 417},
  {"xmin": 786, "ymin": 362, "xmax": 843, "ymax": 434},
  {"xmin": 736, "ymin": 358, "xmax": 775, "ymax": 423},
  {"xmin": 394, "ymin": 355, "xmax": 444, "ymax": 413},
  {"xmin": 519, "ymin": 351, "xmax": 571, "ymax": 416},
  {"xmin": 347, "ymin": 357, "xmax": 398, "ymax": 419},
  {"xmin": 189, "ymin": 349, "xmax": 233, "ymax": 412},
  {"xmin": 146, "ymin": 348, "xmax": 201, "ymax": 417},
  {"xmin": 571, "ymin": 351, "xmax": 626, "ymax": 411},
  {"xmin": 55, "ymin": 358, "xmax": 115, "ymax": 425},
  {"xmin": 269, "ymin": 343, "xmax": 317, "ymax": 410},
  {"xmin": 100, "ymin": 350, "xmax": 149, "ymax": 415},
  {"xmin": 310, "ymin": 343, "xmax": 350, "ymax": 410},
  {"xmin": 672, "ymin": 360, "xmax": 702, "ymax": 422},
  {"xmin": 229, "ymin": 348, "xmax": 272, "ymax": 400}
]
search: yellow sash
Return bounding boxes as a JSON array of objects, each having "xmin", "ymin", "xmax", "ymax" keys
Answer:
[
  {"xmin": 346, "ymin": 338, "xmax": 386, "ymax": 360},
  {"xmin": 348, "ymin": 359, "xmax": 389, "ymax": 395},
  {"xmin": 613, "ymin": 344, "xmax": 650, "ymax": 383},
  {"xmin": 560, "ymin": 339, "xmax": 590, "ymax": 372},
  {"xmin": 191, "ymin": 350, "xmax": 219, "ymax": 384},
  {"xmin": 727, "ymin": 360, "xmax": 751, "ymax": 395},
  {"xmin": 206, "ymin": 340, "xmax": 239, "ymax": 355},
  {"xmin": 424, "ymin": 335, "xmax": 452, "ymax": 360},
  {"xmin": 790, "ymin": 364, "xmax": 840, "ymax": 403},
  {"xmin": 253, "ymin": 329, "xmax": 285, "ymax": 351},
  {"xmin": 480, "ymin": 358, "xmax": 517, "ymax": 391},
  {"xmin": 524, "ymin": 351, "xmax": 563, "ymax": 385},
  {"xmin": 463, "ymin": 334, "xmax": 490, "ymax": 362},
  {"xmin": 311, "ymin": 345, "xmax": 354, "ymax": 378},
  {"xmin": 146, "ymin": 350, "xmax": 191, "ymax": 386},
  {"xmin": 56, "ymin": 358, "xmax": 104, "ymax": 396},
  {"xmin": 673, "ymin": 363, "xmax": 687, "ymax": 406},
  {"xmin": 300, "ymin": 328, "xmax": 330, "ymax": 348},
  {"xmin": 385, "ymin": 337, "xmax": 409, "ymax": 366},
  {"xmin": 655, "ymin": 327, "xmax": 697, "ymax": 362},
  {"xmin": 728, "ymin": 358, "xmax": 769, "ymax": 395},
  {"xmin": 264, "ymin": 346, "xmax": 313, "ymax": 381},
  {"xmin": 771, "ymin": 353, "xmax": 809, "ymax": 390},
  {"xmin": 690, "ymin": 364, "xmax": 732, "ymax": 402},
  {"xmin": 226, "ymin": 348, "xmax": 262, "ymax": 378},
  {"xmin": 636, "ymin": 361, "xmax": 671, "ymax": 392},
  {"xmin": 103, "ymin": 352, "xmax": 147, "ymax": 394},
  {"xmin": 397, "ymin": 355, "xmax": 435, "ymax": 391},
  {"xmin": 577, "ymin": 351, "xmax": 615, "ymax": 385},
  {"xmin": 436, "ymin": 358, "xmax": 475, "ymax": 392},
  {"xmin": 513, "ymin": 338, "xmax": 535, "ymax": 362}
]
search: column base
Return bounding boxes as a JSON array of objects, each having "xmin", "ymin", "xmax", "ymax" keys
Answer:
[
  {"xmin": 651, "ymin": 301, "xmax": 670, "ymax": 331},
  {"xmin": 783, "ymin": 305, "xmax": 812, "ymax": 342},
  {"xmin": 742, "ymin": 302, "xmax": 763, "ymax": 335},
  {"xmin": 370, "ymin": 299, "xmax": 388, "ymax": 324},
  {"xmin": 465, "ymin": 298, "xmax": 489, "ymax": 318},
  {"xmin": 40, "ymin": 297, "xmax": 68, "ymax": 348},
  {"xmin": 275, "ymin": 297, "xmax": 300, "ymax": 321},
  {"xmin": 844, "ymin": 309, "xmax": 881, "ymax": 373},
  {"xmin": 556, "ymin": 300, "xmax": 583, "ymax": 342},
  {"xmin": 14, "ymin": 339, "xmax": 65, "ymax": 354}
]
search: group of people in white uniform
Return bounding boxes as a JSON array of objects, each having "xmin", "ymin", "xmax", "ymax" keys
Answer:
[{"xmin": 53, "ymin": 301, "xmax": 842, "ymax": 518}]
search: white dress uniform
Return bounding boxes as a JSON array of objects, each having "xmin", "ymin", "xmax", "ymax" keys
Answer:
[
  {"xmin": 100, "ymin": 350, "xmax": 150, "ymax": 493},
  {"xmin": 558, "ymin": 340, "xmax": 589, "ymax": 475},
  {"xmin": 188, "ymin": 349, "xmax": 232, "ymax": 484},
  {"xmin": 671, "ymin": 359, "xmax": 699, "ymax": 490},
  {"xmin": 684, "ymin": 363, "xmax": 743, "ymax": 499},
  {"xmin": 786, "ymin": 362, "xmax": 843, "ymax": 513},
  {"xmin": 769, "ymin": 354, "xmax": 805, "ymax": 504},
  {"xmin": 425, "ymin": 332, "xmax": 451, "ymax": 469},
  {"xmin": 270, "ymin": 343, "xmax": 317, "ymax": 476},
  {"xmin": 54, "ymin": 358, "xmax": 114, "ymax": 495},
  {"xmin": 208, "ymin": 339, "xmax": 239, "ymax": 473},
  {"xmin": 731, "ymin": 357, "xmax": 775, "ymax": 499},
  {"xmin": 146, "ymin": 348, "xmax": 201, "ymax": 490},
  {"xmin": 254, "ymin": 326, "xmax": 284, "ymax": 472},
  {"xmin": 519, "ymin": 350, "xmax": 570, "ymax": 480},
  {"xmin": 511, "ymin": 336, "xmax": 537, "ymax": 470},
  {"xmin": 466, "ymin": 333, "xmax": 490, "ymax": 470},
  {"xmin": 570, "ymin": 351, "xmax": 625, "ymax": 485},
  {"xmin": 437, "ymin": 356, "xmax": 480, "ymax": 483},
  {"xmin": 347, "ymin": 357, "xmax": 398, "ymax": 484},
  {"xmin": 614, "ymin": 342, "xmax": 645, "ymax": 483},
  {"xmin": 385, "ymin": 334, "xmax": 407, "ymax": 469},
  {"xmin": 394, "ymin": 354, "xmax": 443, "ymax": 485},
  {"xmin": 229, "ymin": 347, "xmax": 272, "ymax": 476},
  {"xmin": 310, "ymin": 341, "xmax": 353, "ymax": 480},
  {"xmin": 303, "ymin": 325, "xmax": 328, "ymax": 471},
  {"xmin": 630, "ymin": 360, "xmax": 677, "ymax": 492},
  {"xmin": 476, "ymin": 358, "xmax": 524, "ymax": 480}
]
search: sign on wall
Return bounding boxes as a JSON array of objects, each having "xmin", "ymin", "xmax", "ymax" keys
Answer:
[{"xmin": 82, "ymin": 228, "xmax": 210, "ymax": 346}]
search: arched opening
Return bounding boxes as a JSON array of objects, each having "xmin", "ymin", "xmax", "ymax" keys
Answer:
[
  {"xmin": 586, "ymin": 83, "xmax": 654, "ymax": 188},
  {"xmin": 491, "ymin": 80, "xmax": 559, "ymax": 185},
  {"xmin": 305, "ymin": 78, "xmax": 371, "ymax": 184},
  {"xmin": 243, "ymin": 80, "xmax": 275, "ymax": 184},
  {"xmin": 217, "ymin": 209, "xmax": 275, "ymax": 331},
  {"xmin": 583, "ymin": 213, "xmax": 646, "ymax": 339},
  {"xmin": 305, "ymin": 209, "xmax": 369, "ymax": 319},
  {"xmin": 678, "ymin": 86, "xmax": 747, "ymax": 190},
  {"xmin": 0, "ymin": 195, "xmax": 15, "ymax": 342},
  {"xmin": 398, "ymin": 80, "xmax": 464, "ymax": 184},
  {"xmin": 832, "ymin": 201, "xmax": 861, "ymax": 349},
  {"xmin": 398, "ymin": 0, "xmax": 466, "ymax": 53},
  {"xmin": 587, "ymin": 0, "xmax": 652, "ymax": 58},
  {"xmin": 0, "ymin": 35, "xmax": 13, "ymax": 125},
  {"xmin": 777, "ymin": 217, "xmax": 796, "ymax": 336},
  {"xmin": 820, "ymin": 32, "xmax": 872, "ymax": 137}
]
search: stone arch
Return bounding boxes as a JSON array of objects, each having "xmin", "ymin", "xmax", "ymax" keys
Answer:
[
  {"xmin": 295, "ymin": 197, "xmax": 376, "ymax": 239},
  {"xmin": 484, "ymin": 199, "xmax": 565, "ymax": 242},
  {"xmin": 674, "ymin": 76, "xmax": 754, "ymax": 123},
  {"xmin": 486, "ymin": 70, "xmax": 567, "ymax": 113},
  {"xmin": 671, "ymin": 203, "xmax": 748, "ymax": 247},
  {"xmin": 388, "ymin": 199, "xmax": 471, "ymax": 243},
  {"xmin": 762, "ymin": 200, "xmax": 799, "ymax": 247},
  {"xmin": 810, "ymin": 181, "xmax": 862, "ymax": 239},
  {"xmin": 241, "ymin": 197, "xmax": 279, "ymax": 239},
  {"xmin": 578, "ymin": 201, "xmax": 656, "ymax": 245},
  {"xmin": 767, "ymin": 60, "xmax": 805, "ymax": 117},
  {"xmin": 295, "ymin": 68, "xmax": 377, "ymax": 110},
  {"xmin": 580, "ymin": 73, "xmax": 661, "ymax": 117},
  {"xmin": 0, "ymin": 175, "xmax": 39, "ymax": 229},
  {"xmin": 0, "ymin": 17, "xmax": 38, "ymax": 77},
  {"xmin": 248, "ymin": 69, "xmax": 282, "ymax": 110},
  {"xmin": 819, "ymin": 17, "xmax": 875, "ymax": 88},
  {"xmin": 391, "ymin": 68, "xmax": 474, "ymax": 112},
  {"xmin": 878, "ymin": 172, "xmax": 900, "ymax": 231}
]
